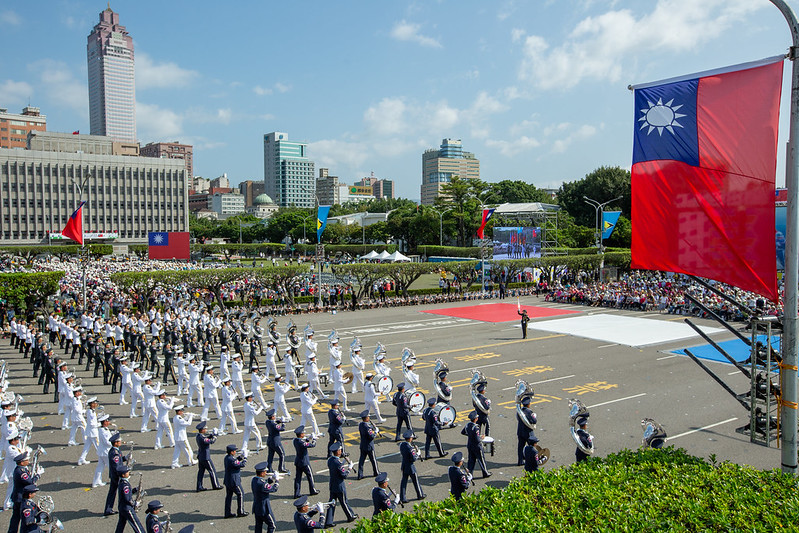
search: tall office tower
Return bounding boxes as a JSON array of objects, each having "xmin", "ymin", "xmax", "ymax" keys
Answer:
[
  {"xmin": 87, "ymin": 6, "xmax": 136, "ymax": 142},
  {"xmin": 263, "ymin": 132, "xmax": 315, "ymax": 208},
  {"xmin": 421, "ymin": 138, "xmax": 480, "ymax": 205}
]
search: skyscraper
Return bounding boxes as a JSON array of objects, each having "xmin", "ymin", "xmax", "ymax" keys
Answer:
[
  {"xmin": 87, "ymin": 6, "xmax": 136, "ymax": 142},
  {"xmin": 263, "ymin": 132, "xmax": 315, "ymax": 208},
  {"xmin": 421, "ymin": 139, "xmax": 480, "ymax": 204}
]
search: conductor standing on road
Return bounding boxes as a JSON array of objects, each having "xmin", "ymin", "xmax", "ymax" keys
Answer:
[{"xmin": 518, "ymin": 309, "xmax": 529, "ymax": 339}]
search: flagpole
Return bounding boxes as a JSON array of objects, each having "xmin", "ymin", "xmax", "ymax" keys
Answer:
[
  {"xmin": 71, "ymin": 174, "xmax": 90, "ymax": 313},
  {"xmin": 768, "ymin": 0, "xmax": 799, "ymax": 475}
]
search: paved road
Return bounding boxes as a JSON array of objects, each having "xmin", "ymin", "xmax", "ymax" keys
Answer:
[{"xmin": 0, "ymin": 295, "xmax": 775, "ymax": 532}]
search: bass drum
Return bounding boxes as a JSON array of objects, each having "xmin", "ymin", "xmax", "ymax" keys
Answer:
[
  {"xmin": 432, "ymin": 402, "xmax": 457, "ymax": 426},
  {"xmin": 377, "ymin": 376, "xmax": 393, "ymax": 396},
  {"xmin": 407, "ymin": 391, "xmax": 426, "ymax": 414}
]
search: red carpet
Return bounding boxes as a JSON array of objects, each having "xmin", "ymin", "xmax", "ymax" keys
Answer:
[{"xmin": 421, "ymin": 303, "xmax": 579, "ymax": 323}]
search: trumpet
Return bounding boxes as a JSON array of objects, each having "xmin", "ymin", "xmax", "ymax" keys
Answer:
[
  {"xmin": 313, "ymin": 500, "xmax": 336, "ymax": 513},
  {"xmin": 125, "ymin": 441, "xmax": 136, "ymax": 470}
]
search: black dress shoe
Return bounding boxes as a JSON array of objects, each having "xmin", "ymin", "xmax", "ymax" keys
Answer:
[
  {"xmin": 356, "ymin": 475, "xmax": 364, "ymax": 480},
  {"xmin": 440, "ymin": 452, "xmax": 449, "ymax": 457},
  {"xmin": 197, "ymin": 488, "xmax": 208, "ymax": 492},
  {"xmin": 310, "ymin": 489, "xmax": 320, "ymax": 496},
  {"xmin": 237, "ymin": 512, "xmax": 249, "ymax": 517},
  {"xmin": 424, "ymin": 456, "xmax": 431, "ymax": 461},
  {"xmin": 484, "ymin": 472, "xmax": 493, "ymax": 478},
  {"xmin": 104, "ymin": 510, "xmax": 118, "ymax": 516},
  {"xmin": 418, "ymin": 494, "xmax": 426, "ymax": 500},
  {"xmin": 224, "ymin": 514, "xmax": 236, "ymax": 519},
  {"xmin": 348, "ymin": 514, "xmax": 359, "ymax": 522},
  {"xmin": 213, "ymin": 486, "xmax": 223, "ymax": 490},
  {"xmin": 279, "ymin": 468, "xmax": 289, "ymax": 474}
]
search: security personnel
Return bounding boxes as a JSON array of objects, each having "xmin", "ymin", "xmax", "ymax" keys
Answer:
[
  {"xmin": 292, "ymin": 495, "xmax": 330, "ymax": 532},
  {"xmin": 523, "ymin": 435, "xmax": 541, "ymax": 473},
  {"xmin": 264, "ymin": 410, "xmax": 288, "ymax": 474},
  {"xmin": 195, "ymin": 421, "xmax": 222, "ymax": 491},
  {"xmin": 516, "ymin": 396, "xmax": 537, "ymax": 466},
  {"xmin": 145, "ymin": 500, "xmax": 167, "ymax": 533},
  {"xmin": 292, "ymin": 426, "xmax": 319, "ymax": 499},
  {"xmin": 105, "ymin": 433, "xmax": 128, "ymax": 516},
  {"xmin": 575, "ymin": 416, "xmax": 593, "ymax": 463},
  {"xmin": 326, "ymin": 398, "xmax": 345, "ymax": 458},
  {"xmin": 398, "ymin": 430, "xmax": 425, "ymax": 503},
  {"xmin": 462, "ymin": 411, "xmax": 491, "ymax": 478},
  {"xmin": 371, "ymin": 472, "xmax": 397, "ymax": 516},
  {"xmin": 422, "ymin": 397, "xmax": 447, "ymax": 459},
  {"xmin": 327, "ymin": 443, "xmax": 358, "ymax": 523},
  {"xmin": 19, "ymin": 484, "xmax": 44, "ymax": 533},
  {"xmin": 392, "ymin": 382, "xmax": 412, "ymax": 441},
  {"xmin": 448, "ymin": 451, "xmax": 471, "ymax": 500},
  {"xmin": 10, "ymin": 452, "xmax": 41, "ymax": 533},
  {"xmin": 473, "ymin": 383, "xmax": 491, "ymax": 437},
  {"xmin": 116, "ymin": 465, "xmax": 145, "ymax": 533},
  {"xmin": 251, "ymin": 462, "xmax": 279, "ymax": 533},
  {"xmin": 223, "ymin": 444, "xmax": 248, "ymax": 519},
  {"xmin": 357, "ymin": 411, "xmax": 380, "ymax": 480}
]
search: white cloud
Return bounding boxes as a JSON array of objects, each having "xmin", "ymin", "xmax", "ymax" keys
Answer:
[
  {"xmin": 0, "ymin": 80, "xmax": 33, "ymax": 106},
  {"xmin": 29, "ymin": 60, "xmax": 87, "ymax": 116},
  {"xmin": 136, "ymin": 53, "xmax": 199, "ymax": 90},
  {"xmin": 390, "ymin": 20, "xmax": 442, "ymax": 48},
  {"xmin": 274, "ymin": 82, "xmax": 291, "ymax": 93},
  {"xmin": 1, "ymin": 10, "xmax": 21, "ymax": 25},
  {"xmin": 551, "ymin": 124, "xmax": 598, "ymax": 153},
  {"xmin": 511, "ymin": 28, "xmax": 525, "ymax": 43},
  {"xmin": 310, "ymin": 139, "xmax": 370, "ymax": 170},
  {"xmin": 137, "ymin": 102, "xmax": 183, "ymax": 140},
  {"xmin": 486, "ymin": 136, "xmax": 541, "ymax": 156},
  {"xmin": 470, "ymin": 91, "xmax": 508, "ymax": 116},
  {"xmin": 216, "ymin": 108, "xmax": 232, "ymax": 124},
  {"xmin": 253, "ymin": 82, "xmax": 291, "ymax": 96},
  {"xmin": 364, "ymin": 97, "xmax": 407, "ymax": 136},
  {"xmin": 518, "ymin": 0, "xmax": 764, "ymax": 90},
  {"xmin": 253, "ymin": 85, "xmax": 272, "ymax": 96}
]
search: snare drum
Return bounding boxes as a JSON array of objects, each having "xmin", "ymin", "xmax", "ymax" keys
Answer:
[
  {"xmin": 407, "ymin": 391, "xmax": 426, "ymax": 414},
  {"xmin": 482, "ymin": 436, "xmax": 495, "ymax": 456},
  {"xmin": 376, "ymin": 376, "xmax": 393, "ymax": 396},
  {"xmin": 432, "ymin": 402, "xmax": 457, "ymax": 426}
]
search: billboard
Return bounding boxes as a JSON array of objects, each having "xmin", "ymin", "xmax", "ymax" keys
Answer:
[
  {"xmin": 776, "ymin": 188, "xmax": 786, "ymax": 271},
  {"xmin": 492, "ymin": 227, "xmax": 541, "ymax": 260}
]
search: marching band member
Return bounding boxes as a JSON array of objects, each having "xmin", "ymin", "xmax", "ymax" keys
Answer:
[
  {"xmin": 291, "ymin": 426, "xmax": 319, "ymax": 499},
  {"xmin": 403, "ymin": 360, "xmax": 420, "ymax": 393},
  {"xmin": 201, "ymin": 366, "xmax": 222, "ymax": 423},
  {"xmin": 328, "ymin": 336, "xmax": 342, "ymax": 372},
  {"xmin": 462, "ymin": 411, "xmax": 491, "ymax": 478},
  {"xmin": 436, "ymin": 371, "xmax": 452, "ymax": 405},
  {"xmin": 116, "ymin": 465, "xmax": 145, "ymax": 532},
  {"xmin": 223, "ymin": 445, "xmax": 248, "ymax": 519},
  {"xmin": 250, "ymin": 366, "xmax": 270, "ymax": 412},
  {"xmin": 231, "ymin": 354, "xmax": 247, "ymax": 400},
  {"xmin": 56, "ymin": 362, "xmax": 70, "ymax": 418},
  {"xmin": 575, "ymin": 416, "xmax": 593, "ymax": 463},
  {"xmin": 362, "ymin": 373, "xmax": 385, "ymax": 423},
  {"xmin": 284, "ymin": 349, "xmax": 299, "ymax": 390},
  {"xmin": 350, "ymin": 345, "xmax": 365, "ymax": 394},
  {"xmin": 398, "ymin": 430, "xmax": 425, "ymax": 503},
  {"xmin": 140, "ymin": 374, "xmax": 158, "ymax": 432},
  {"xmin": 9, "ymin": 454, "xmax": 40, "ymax": 533},
  {"xmin": 248, "ymin": 337, "xmax": 260, "ymax": 375},
  {"xmin": 241, "ymin": 393, "xmax": 265, "ymax": 454},
  {"xmin": 303, "ymin": 328, "xmax": 317, "ymax": 362},
  {"xmin": 77, "ymin": 396, "xmax": 100, "ymax": 465},
  {"xmin": 251, "ymin": 461, "xmax": 278, "ymax": 533},
  {"xmin": 68, "ymin": 386, "xmax": 86, "ymax": 446},
  {"xmin": 523, "ymin": 435, "xmax": 541, "ymax": 473},
  {"xmin": 130, "ymin": 364, "xmax": 146, "ymax": 418},
  {"xmin": 422, "ymin": 397, "xmax": 447, "ymax": 459},
  {"xmin": 516, "ymin": 396, "xmax": 537, "ymax": 466},
  {"xmin": 145, "ymin": 500, "xmax": 168, "ymax": 533},
  {"xmin": 473, "ymin": 382, "xmax": 491, "ymax": 437},
  {"xmin": 19, "ymin": 483, "xmax": 44, "ymax": 533},
  {"xmin": 273, "ymin": 375, "xmax": 292, "ymax": 422},
  {"xmin": 357, "ymin": 411, "xmax": 381, "ymax": 480},
  {"xmin": 326, "ymin": 398, "xmax": 345, "ymax": 457},
  {"xmin": 374, "ymin": 353, "xmax": 390, "ymax": 380},
  {"xmin": 3, "ymin": 431, "xmax": 22, "ymax": 510},
  {"xmin": 330, "ymin": 362, "xmax": 349, "ymax": 412},
  {"xmin": 264, "ymin": 410, "xmax": 288, "ymax": 474},
  {"xmin": 218, "ymin": 378, "xmax": 241, "ymax": 435},
  {"xmin": 104, "ymin": 432, "xmax": 127, "ymax": 516},
  {"xmin": 186, "ymin": 356, "xmax": 205, "ymax": 408},
  {"xmin": 172, "ymin": 405, "xmax": 197, "ymax": 469},
  {"xmin": 219, "ymin": 346, "xmax": 231, "ymax": 383},
  {"xmin": 371, "ymin": 472, "xmax": 397, "ymax": 516},
  {"xmin": 175, "ymin": 350, "xmax": 190, "ymax": 397},
  {"xmin": 264, "ymin": 340, "xmax": 279, "ymax": 381},
  {"xmin": 154, "ymin": 389, "xmax": 176, "ymax": 450},
  {"xmin": 292, "ymin": 495, "xmax": 329, "ymax": 532},
  {"xmin": 299, "ymin": 384, "xmax": 321, "ymax": 438},
  {"xmin": 448, "ymin": 452, "xmax": 471, "ymax": 500},
  {"xmin": 59, "ymin": 371, "xmax": 75, "ymax": 430},
  {"xmin": 119, "ymin": 357, "xmax": 134, "ymax": 406},
  {"xmin": 92, "ymin": 414, "xmax": 112, "ymax": 488},
  {"xmin": 195, "ymin": 421, "xmax": 222, "ymax": 491},
  {"xmin": 305, "ymin": 354, "xmax": 326, "ymax": 400},
  {"xmin": 392, "ymin": 382, "xmax": 412, "ymax": 441},
  {"xmin": 327, "ymin": 442, "xmax": 358, "ymax": 523}
]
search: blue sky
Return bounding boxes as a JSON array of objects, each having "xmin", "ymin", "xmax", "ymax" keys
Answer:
[{"xmin": 0, "ymin": 0, "xmax": 794, "ymax": 200}]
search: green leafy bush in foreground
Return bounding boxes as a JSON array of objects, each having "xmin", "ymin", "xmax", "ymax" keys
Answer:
[{"xmin": 345, "ymin": 448, "xmax": 799, "ymax": 532}]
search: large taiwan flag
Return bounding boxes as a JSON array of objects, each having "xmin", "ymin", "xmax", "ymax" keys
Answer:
[
  {"xmin": 630, "ymin": 56, "xmax": 784, "ymax": 301},
  {"xmin": 148, "ymin": 231, "xmax": 191, "ymax": 261}
]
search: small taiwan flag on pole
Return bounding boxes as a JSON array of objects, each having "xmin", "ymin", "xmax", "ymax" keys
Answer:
[
  {"xmin": 61, "ymin": 201, "xmax": 85, "ymax": 245},
  {"xmin": 477, "ymin": 208, "xmax": 495, "ymax": 239},
  {"xmin": 517, "ymin": 296, "xmax": 520, "ymax": 311}
]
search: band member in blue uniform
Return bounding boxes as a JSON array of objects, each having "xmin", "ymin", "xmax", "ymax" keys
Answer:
[
  {"xmin": 473, "ymin": 384, "xmax": 491, "ymax": 437},
  {"xmin": 462, "ymin": 411, "xmax": 491, "ymax": 478},
  {"xmin": 326, "ymin": 442, "xmax": 358, "ymax": 524},
  {"xmin": 292, "ymin": 426, "xmax": 319, "ymax": 498},
  {"xmin": 523, "ymin": 435, "xmax": 541, "ymax": 473},
  {"xmin": 105, "ymin": 433, "xmax": 128, "ymax": 516},
  {"xmin": 398, "ymin": 430, "xmax": 425, "ymax": 503},
  {"xmin": 392, "ymin": 382, "xmax": 412, "ymax": 441},
  {"xmin": 293, "ymin": 496, "xmax": 334, "ymax": 533},
  {"xmin": 575, "ymin": 416, "xmax": 593, "ymax": 463},
  {"xmin": 371, "ymin": 472, "xmax": 398, "ymax": 516},
  {"xmin": 326, "ymin": 399, "xmax": 345, "ymax": 458},
  {"xmin": 265, "ymin": 409, "xmax": 288, "ymax": 474},
  {"xmin": 195, "ymin": 421, "xmax": 222, "ymax": 491},
  {"xmin": 357, "ymin": 411, "xmax": 381, "ymax": 480},
  {"xmin": 10, "ymin": 452, "xmax": 41, "ymax": 533},
  {"xmin": 145, "ymin": 500, "xmax": 168, "ymax": 533},
  {"xmin": 251, "ymin": 462, "xmax": 279, "ymax": 533},
  {"xmin": 223, "ymin": 444, "xmax": 248, "ymax": 519},
  {"xmin": 448, "ymin": 451, "xmax": 472, "ymax": 500},
  {"xmin": 116, "ymin": 465, "xmax": 144, "ymax": 533},
  {"xmin": 422, "ymin": 397, "xmax": 447, "ymax": 459},
  {"xmin": 516, "ymin": 396, "xmax": 537, "ymax": 466},
  {"xmin": 19, "ymin": 484, "xmax": 44, "ymax": 533}
]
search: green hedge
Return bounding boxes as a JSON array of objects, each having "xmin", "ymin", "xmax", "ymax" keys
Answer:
[
  {"xmin": 549, "ymin": 246, "xmax": 630, "ymax": 255},
  {"xmin": 0, "ymin": 244, "xmax": 113, "ymax": 259},
  {"xmin": 416, "ymin": 245, "xmax": 480, "ymax": 258},
  {"xmin": 345, "ymin": 448, "xmax": 798, "ymax": 532},
  {"xmin": 293, "ymin": 243, "xmax": 398, "ymax": 256}
]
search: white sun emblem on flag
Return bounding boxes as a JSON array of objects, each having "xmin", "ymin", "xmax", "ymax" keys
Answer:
[
  {"xmin": 639, "ymin": 98, "xmax": 685, "ymax": 136},
  {"xmin": 153, "ymin": 234, "xmax": 164, "ymax": 244}
]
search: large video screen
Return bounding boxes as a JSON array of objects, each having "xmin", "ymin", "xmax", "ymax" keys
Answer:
[{"xmin": 492, "ymin": 227, "xmax": 541, "ymax": 259}]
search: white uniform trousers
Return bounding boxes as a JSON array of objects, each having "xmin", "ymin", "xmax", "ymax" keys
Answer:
[
  {"xmin": 241, "ymin": 424, "xmax": 263, "ymax": 452},
  {"xmin": 218, "ymin": 406, "xmax": 239, "ymax": 434},
  {"xmin": 141, "ymin": 404, "xmax": 157, "ymax": 432},
  {"xmin": 93, "ymin": 454, "xmax": 109, "ymax": 487},
  {"xmin": 172, "ymin": 439, "xmax": 195, "ymax": 468},
  {"xmin": 188, "ymin": 384, "xmax": 204, "ymax": 407},
  {"xmin": 274, "ymin": 398, "xmax": 292, "ymax": 421},
  {"xmin": 300, "ymin": 410, "xmax": 320, "ymax": 437},
  {"xmin": 155, "ymin": 420, "xmax": 175, "ymax": 448},
  {"xmin": 79, "ymin": 432, "xmax": 98, "ymax": 463},
  {"xmin": 201, "ymin": 397, "xmax": 222, "ymax": 421}
]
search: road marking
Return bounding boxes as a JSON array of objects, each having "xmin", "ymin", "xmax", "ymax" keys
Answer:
[
  {"xmin": 727, "ymin": 370, "xmax": 743, "ymax": 375},
  {"xmin": 667, "ymin": 417, "xmax": 739, "ymax": 440},
  {"xmin": 502, "ymin": 374, "xmax": 574, "ymax": 390},
  {"xmin": 597, "ymin": 344, "xmax": 617, "ymax": 349},
  {"xmin": 418, "ymin": 334, "xmax": 566, "ymax": 358},
  {"xmin": 449, "ymin": 360, "xmax": 519, "ymax": 373},
  {"xmin": 657, "ymin": 355, "xmax": 678, "ymax": 360},
  {"xmin": 352, "ymin": 322, "xmax": 476, "ymax": 339},
  {"xmin": 588, "ymin": 393, "xmax": 647, "ymax": 408}
]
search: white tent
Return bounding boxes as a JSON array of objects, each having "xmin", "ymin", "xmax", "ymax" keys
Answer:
[
  {"xmin": 360, "ymin": 250, "xmax": 380, "ymax": 260},
  {"xmin": 376, "ymin": 250, "xmax": 392, "ymax": 261},
  {"xmin": 386, "ymin": 250, "xmax": 411, "ymax": 262}
]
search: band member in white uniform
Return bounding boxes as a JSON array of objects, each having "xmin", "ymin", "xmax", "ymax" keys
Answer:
[
  {"xmin": 404, "ymin": 361, "xmax": 420, "ymax": 394},
  {"xmin": 140, "ymin": 374, "xmax": 158, "ymax": 432},
  {"xmin": 175, "ymin": 350, "xmax": 190, "ymax": 397},
  {"xmin": 201, "ymin": 366, "xmax": 223, "ymax": 422},
  {"xmin": 187, "ymin": 356, "xmax": 205, "ymax": 408},
  {"xmin": 69, "ymin": 386, "xmax": 86, "ymax": 446},
  {"xmin": 78, "ymin": 396, "xmax": 100, "ymax": 465},
  {"xmin": 93, "ymin": 414, "xmax": 112, "ymax": 487},
  {"xmin": 264, "ymin": 340, "xmax": 280, "ymax": 380},
  {"xmin": 328, "ymin": 337, "xmax": 342, "ymax": 373},
  {"xmin": 155, "ymin": 389, "xmax": 176, "ymax": 449},
  {"xmin": 219, "ymin": 346, "xmax": 231, "ymax": 382},
  {"xmin": 374, "ymin": 353, "xmax": 391, "ymax": 380},
  {"xmin": 330, "ymin": 362, "xmax": 350, "ymax": 411},
  {"xmin": 171, "ymin": 405, "xmax": 197, "ymax": 468},
  {"xmin": 299, "ymin": 383, "xmax": 322, "ymax": 438},
  {"xmin": 241, "ymin": 393, "xmax": 265, "ymax": 453},
  {"xmin": 231, "ymin": 354, "xmax": 247, "ymax": 400},
  {"xmin": 218, "ymin": 378, "xmax": 241, "ymax": 435},
  {"xmin": 250, "ymin": 366, "xmax": 271, "ymax": 411},
  {"xmin": 363, "ymin": 373, "xmax": 386, "ymax": 423},
  {"xmin": 284, "ymin": 349, "xmax": 300, "ymax": 390},
  {"xmin": 350, "ymin": 346, "xmax": 365, "ymax": 394},
  {"xmin": 129, "ymin": 364, "xmax": 146, "ymax": 417},
  {"xmin": 305, "ymin": 353, "xmax": 327, "ymax": 400},
  {"xmin": 273, "ymin": 375, "xmax": 292, "ymax": 422}
]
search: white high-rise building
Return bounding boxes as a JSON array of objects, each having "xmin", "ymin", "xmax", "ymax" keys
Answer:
[
  {"xmin": 263, "ymin": 132, "xmax": 315, "ymax": 208},
  {"xmin": 87, "ymin": 6, "xmax": 136, "ymax": 142}
]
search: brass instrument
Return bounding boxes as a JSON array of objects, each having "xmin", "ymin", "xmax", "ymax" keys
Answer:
[
  {"xmin": 13, "ymin": 393, "xmax": 24, "ymax": 414},
  {"xmin": 327, "ymin": 329, "xmax": 339, "ymax": 351},
  {"xmin": 349, "ymin": 337, "xmax": 364, "ymax": 370},
  {"xmin": 568, "ymin": 398, "xmax": 594, "ymax": 455},
  {"xmin": 287, "ymin": 320, "xmax": 300, "ymax": 350},
  {"xmin": 470, "ymin": 370, "xmax": 490, "ymax": 415},
  {"xmin": 132, "ymin": 472, "xmax": 146, "ymax": 511},
  {"xmin": 411, "ymin": 443, "xmax": 422, "ymax": 459},
  {"xmin": 125, "ymin": 441, "xmax": 136, "ymax": 470},
  {"xmin": 515, "ymin": 380, "xmax": 536, "ymax": 430},
  {"xmin": 18, "ymin": 416, "xmax": 34, "ymax": 451},
  {"xmin": 368, "ymin": 420, "xmax": 382, "ymax": 438},
  {"xmin": 36, "ymin": 495, "xmax": 64, "ymax": 531},
  {"xmin": 0, "ymin": 390, "xmax": 15, "ymax": 405},
  {"xmin": 304, "ymin": 322, "xmax": 314, "ymax": 338},
  {"xmin": 641, "ymin": 418, "xmax": 667, "ymax": 449},
  {"xmin": 30, "ymin": 445, "xmax": 46, "ymax": 477},
  {"xmin": 433, "ymin": 359, "xmax": 451, "ymax": 402}
]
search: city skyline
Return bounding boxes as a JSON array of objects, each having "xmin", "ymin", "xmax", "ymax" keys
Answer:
[{"xmin": 0, "ymin": 1, "xmax": 794, "ymax": 200}]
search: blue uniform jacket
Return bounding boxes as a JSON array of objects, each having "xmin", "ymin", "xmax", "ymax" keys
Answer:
[
  {"xmin": 399, "ymin": 441, "xmax": 417, "ymax": 475},
  {"xmin": 293, "ymin": 437, "xmax": 315, "ymax": 467},
  {"xmin": 327, "ymin": 455, "xmax": 349, "ymax": 494},
  {"xmin": 251, "ymin": 476, "xmax": 279, "ymax": 517},
  {"xmin": 358, "ymin": 421, "xmax": 377, "ymax": 451},
  {"xmin": 196, "ymin": 432, "xmax": 216, "ymax": 461},
  {"xmin": 223, "ymin": 454, "xmax": 245, "ymax": 487}
]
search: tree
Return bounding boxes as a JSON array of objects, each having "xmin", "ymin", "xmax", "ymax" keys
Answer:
[
  {"xmin": 0, "ymin": 272, "xmax": 63, "ymax": 313},
  {"xmin": 365, "ymin": 221, "xmax": 391, "ymax": 244},
  {"xmin": 436, "ymin": 176, "xmax": 487, "ymax": 247},
  {"xmin": 557, "ymin": 166, "xmax": 631, "ymax": 227},
  {"xmin": 482, "ymin": 180, "xmax": 553, "ymax": 204},
  {"xmin": 605, "ymin": 215, "xmax": 632, "ymax": 248},
  {"xmin": 386, "ymin": 205, "xmax": 438, "ymax": 251},
  {"xmin": 264, "ymin": 208, "xmax": 314, "ymax": 244}
]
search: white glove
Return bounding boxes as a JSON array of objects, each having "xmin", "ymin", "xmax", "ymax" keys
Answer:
[
  {"xmin": 393, "ymin": 495, "xmax": 400, "ymax": 505},
  {"xmin": 466, "ymin": 473, "xmax": 473, "ymax": 481},
  {"xmin": 36, "ymin": 466, "xmax": 44, "ymax": 476},
  {"xmin": 316, "ymin": 502, "xmax": 325, "ymax": 515}
]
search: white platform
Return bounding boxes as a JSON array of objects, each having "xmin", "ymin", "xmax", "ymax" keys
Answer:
[{"xmin": 529, "ymin": 313, "xmax": 723, "ymax": 347}]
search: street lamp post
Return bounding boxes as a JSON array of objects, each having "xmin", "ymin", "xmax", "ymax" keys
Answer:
[
  {"xmin": 583, "ymin": 195, "xmax": 623, "ymax": 254},
  {"xmin": 300, "ymin": 214, "xmax": 312, "ymax": 245},
  {"xmin": 430, "ymin": 207, "xmax": 453, "ymax": 246},
  {"xmin": 302, "ymin": 186, "xmax": 322, "ymax": 306}
]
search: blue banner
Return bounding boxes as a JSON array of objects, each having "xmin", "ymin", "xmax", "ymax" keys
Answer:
[
  {"xmin": 316, "ymin": 205, "xmax": 331, "ymax": 241},
  {"xmin": 602, "ymin": 211, "xmax": 621, "ymax": 240}
]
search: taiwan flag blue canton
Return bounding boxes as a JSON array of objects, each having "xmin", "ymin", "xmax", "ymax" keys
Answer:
[
  {"xmin": 148, "ymin": 231, "xmax": 191, "ymax": 261},
  {"xmin": 149, "ymin": 232, "xmax": 169, "ymax": 246}
]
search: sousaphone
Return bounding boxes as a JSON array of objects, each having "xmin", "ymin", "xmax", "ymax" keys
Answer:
[
  {"xmin": 641, "ymin": 418, "xmax": 667, "ymax": 449},
  {"xmin": 568, "ymin": 398, "xmax": 594, "ymax": 455},
  {"xmin": 433, "ymin": 359, "xmax": 451, "ymax": 402},
  {"xmin": 349, "ymin": 337, "xmax": 364, "ymax": 370},
  {"xmin": 470, "ymin": 370, "xmax": 490, "ymax": 415}
]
